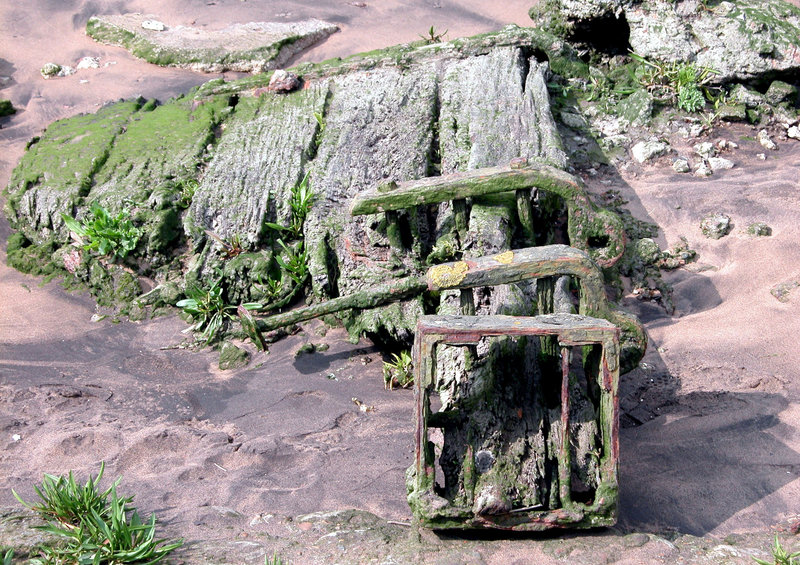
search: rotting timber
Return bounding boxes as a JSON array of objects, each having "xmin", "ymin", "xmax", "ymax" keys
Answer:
[{"xmin": 410, "ymin": 314, "xmax": 620, "ymax": 530}]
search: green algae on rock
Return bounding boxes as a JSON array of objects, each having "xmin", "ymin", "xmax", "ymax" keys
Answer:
[
  {"xmin": 86, "ymin": 14, "xmax": 339, "ymax": 73},
  {"xmin": 3, "ymin": 25, "xmax": 643, "ymax": 367}
]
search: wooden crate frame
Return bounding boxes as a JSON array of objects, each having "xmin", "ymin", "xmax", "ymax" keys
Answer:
[{"xmin": 408, "ymin": 313, "xmax": 621, "ymax": 530}]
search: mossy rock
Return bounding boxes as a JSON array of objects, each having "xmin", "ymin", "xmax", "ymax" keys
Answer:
[
  {"xmin": 0, "ymin": 99, "xmax": 15, "ymax": 117},
  {"xmin": 218, "ymin": 341, "xmax": 249, "ymax": 370}
]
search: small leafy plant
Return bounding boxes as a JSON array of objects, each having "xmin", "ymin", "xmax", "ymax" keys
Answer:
[
  {"xmin": 313, "ymin": 111, "xmax": 326, "ymax": 149},
  {"xmin": 176, "ymin": 178, "xmax": 198, "ymax": 209},
  {"xmin": 753, "ymin": 535, "xmax": 800, "ymax": 565},
  {"xmin": 61, "ymin": 202, "xmax": 141, "ymax": 261},
  {"xmin": 14, "ymin": 463, "xmax": 182, "ymax": 564},
  {"xmin": 2, "ymin": 548, "xmax": 12, "ymax": 565},
  {"xmin": 265, "ymin": 551, "xmax": 285, "ymax": 564},
  {"xmin": 177, "ymin": 278, "xmax": 261, "ymax": 345},
  {"xmin": 630, "ymin": 51, "xmax": 718, "ymax": 113},
  {"xmin": 265, "ymin": 172, "xmax": 314, "ymax": 239},
  {"xmin": 383, "ymin": 350, "xmax": 413, "ymax": 390},
  {"xmin": 13, "ymin": 462, "xmax": 125, "ymax": 528},
  {"xmin": 275, "ymin": 239, "xmax": 309, "ymax": 288},
  {"xmin": 420, "ymin": 25, "xmax": 447, "ymax": 43},
  {"xmin": 205, "ymin": 230, "xmax": 245, "ymax": 259}
]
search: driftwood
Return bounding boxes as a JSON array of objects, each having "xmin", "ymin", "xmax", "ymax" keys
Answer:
[
  {"xmin": 409, "ymin": 313, "xmax": 621, "ymax": 530},
  {"xmin": 349, "ymin": 159, "xmax": 580, "ymax": 216},
  {"xmin": 350, "ymin": 158, "xmax": 626, "ymax": 267},
  {"xmin": 245, "ymin": 244, "xmax": 644, "ymax": 371}
]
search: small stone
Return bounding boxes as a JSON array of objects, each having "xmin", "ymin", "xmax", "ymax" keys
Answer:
[
  {"xmin": 689, "ymin": 124, "xmax": 705, "ymax": 138},
  {"xmin": 716, "ymin": 103, "xmax": 746, "ymax": 122},
  {"xmin": 729, "ymin": 84, "xmax": 765, "ymax": 108},
  {"xmin": 694, "ymin": 162, "xmax": 713, "ymax": 177},
  {"xmin": 746, "ymin": 222, "xmax": 771, "ymax": 236},
  {"xmin": 294, "ymin": 342, "xmax": 316, "ymax": 357},
  {"xmin": 617, "ymin": 88, "xmax": 654, "ymax": 128},
  {"xmin": 716, "ymin": 139, "xmax": 737, "ymax": 151},
  {"xmin": 764, "ymin": 80, "xmax": 798, "ymax": 106},
  {"xmin": 11, "ymin": 434, "xmax": 21, "ymax": 442},
  {"xmin": 672, "ymin": 157, "xmax": 690, "ymax": 173},
  {"xmin": 40, "ymin": 62, "xmax": 61, "ymax": 79},
  {"xmin": 788, "ymin": 126, "xmax": 800, "ymax": 140},
  {"xmin": 694, "ymin": 141, "xmax": 716, "ymax": 159},
  {"xmin": 267, "ymin": 69, "xmax": 300, "ymax": 93},
  {"xmin": 219, "ymin": 341, "xmax": 249, "ymax": 370},
  {"xmin": 771, "ymin": 279, "xmax": 800, "ymax": 302},
  {"xmin": 621, "ymin": 533, "xmax": 650, "ymax": 548},
  {"xmin": 475, "ymin": 450, "xmax": 495, "ymax": 473},
  {"xmin": 142, "ymin": 19, "xmax": 165, "ymax": 31},
  {"xmin": 758, "ymin": 129, "xmax": 777, "ymax": 150},
  {"xmin": 700, "ymin": 213, "xmax": 732, "ymax": 239},
  {"xmin": 634, "ymin": 237, "xmax": 662, "ymax": 263},
  {"xmin": 559, "ymin": 111, "xmax": 585, "ymax": 129},
  {"xmin": 757, "ymin": 153, "xmax": 766, "ymax": 160},
  {"xmin": 631, "ymin": 140, "xmax": 668, "ymax": 163},
  {"xmin": 708, "ymin": 157, "xmax": 734, "ymax": 171},
  {"xmin": 77, "ymin": 56, "xmax": 100, "ymax": 70}
]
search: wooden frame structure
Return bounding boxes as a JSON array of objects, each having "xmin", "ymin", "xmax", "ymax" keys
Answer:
[{"xmin": 408, "ymin": 313, "xmax": 621, "ymax": 530}]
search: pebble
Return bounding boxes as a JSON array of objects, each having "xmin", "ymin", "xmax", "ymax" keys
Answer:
[
  {"xmin": 700, "ymin": 213, "xmax": 732, "ymax": 239},
  {"xmin": 689, "ymin": 124, "xmax": 704, "ymax": 138},
  {"xmin": 77, "ymin": 56, "xmax": 100, "ymax": 70},
  {"xmin": 268, "ymin": 69, "xmax": 300, "ymax": 93},
  {"xmin": 672, "ymin": 157, "xmax": 690, "ymax": 173},
  {"xmin": 142, "ymin": 19, "xmax": 165, "ymax": 31},
  {"xmin": 758, "ymin": 129, "xmax": 777, "ymax": 150},
  {"xmin": 788, "ymin": 125, "xmax": 800, "ymax": 140},
  {"xmin": 708, "ymin": 156, "xmax": 734, "ymax": 171},
  {"xmin": 631, "ymin": 140, "xmax": 669, "ymax": 163},
  {"xmin": 694, "ymin": 141, "xmax": 716, "ymax": 159},
  {"xmin": 694, "ymin": 162, "xmax": 713, "ymax": 177}
]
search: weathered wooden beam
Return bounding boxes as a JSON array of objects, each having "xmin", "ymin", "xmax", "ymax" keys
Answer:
[
  {"xmin": 253, "ymin": 276, "xmax": 428, "ymax": 332},
  {"xmin": 350, "ymin": 158, "xmax": 626, "ymax": 268},
  {"xmin": 350, "ymin": 159, "xmax": 581, "ymax": 216},
  {"xmin": 251, "ymin": 244, "xmax": 616, "ymax": 333},
  {"xmin": 425, "ymin": 244, "xmax": 605, "ymax": 308}
]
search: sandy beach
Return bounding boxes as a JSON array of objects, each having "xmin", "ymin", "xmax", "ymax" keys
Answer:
[{"xmin": 1, "ymin": 1, "xmax": 799, "ymax": 563}]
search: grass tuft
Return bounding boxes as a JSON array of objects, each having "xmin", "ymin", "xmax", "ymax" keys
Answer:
[{"xmin": 14, "ymin": 463, "xmax": 182, "ymax": 564}]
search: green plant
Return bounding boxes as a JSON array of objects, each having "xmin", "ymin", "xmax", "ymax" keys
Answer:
[
  {"xmin": 176, "ymin": 178, "xmax": 198, "ymax": 209},
  {"xmin": 254, "ymin": 273, "xmax": 283, "ymax": 303},
  {"xmin": 313, "ymin": 111, "xmax": 326, "ymax": 149},
  {"xmin": 2, "ymin": 548, "xmax": 12, "ymax": 565},
  {"xmin": 420, "ymin": 25, "xmax": 447, "ymax": 43},
  {"xmin": 177, "ymin": 278, "xmax": 261, "ymax": 345},
  {"xmin": 586, "ymin": 75, "xmax": 612, "ymax": 102},
  {"xmin": 629, "ymin": 51, "xmax": 718, "ymax": 113},
  {"xmin": 265, "ymin": 172, "xmax": 314, "ymax": 239},
  {"xmin": 15, "ymin": 464, "xmax": 182, "ymax": 565},
  {"xmin": 753, "ymin": 535, "xmax": 800, "ymax": 565},
  {"xmin": 13, "ymin": 462, "xmax": 124, "ymax": 528},
  {"xmin": 677, "ymin": 84, "xmax": 705, "ymax": 112},
  {"xmin": 275, "ymin": 239, "xmax": 309, "ymax": 287},
  {"xmin": 61, "ymin": 202, "xmax": 142, "ymax": 261},
  {"xmin": 205, "ymin": 230, "xmax": 245, "ymax": 259},
  {"xmin": 266, "ymin": 552, "xmax": 284, "ymax": 565},
  {"xmin": 383, "ymin": 350, "xmax": 413, "ymax": 390}
]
